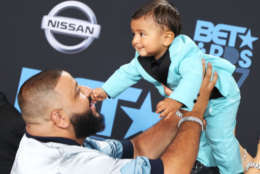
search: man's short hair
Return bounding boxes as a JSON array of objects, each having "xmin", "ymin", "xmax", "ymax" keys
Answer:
[
  {"xmin": 131, "ymin": 0, "xmax": 182, "ymax": 35},
  {"xmin": 18, "ymin": 70, "xmax": 63, "ymax": 122}
]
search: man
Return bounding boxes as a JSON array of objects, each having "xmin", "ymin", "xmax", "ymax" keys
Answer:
[
  {"xmin": 11, "ymin": 62, "xmax": 217, "ymax": 174},
  {"xmin": 0, "ymin": 92, "xmax": 25, "ymax": 174}
]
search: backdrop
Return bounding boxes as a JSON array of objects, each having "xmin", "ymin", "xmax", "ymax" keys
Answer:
[{"xmin": 1, "ymin": 0, "xmax": 259, "ymax": 155}]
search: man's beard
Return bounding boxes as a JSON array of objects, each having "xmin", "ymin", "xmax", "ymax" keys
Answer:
[{"xmin": 70, "ymin": 110, "xmax": 105, "ymax": 139}]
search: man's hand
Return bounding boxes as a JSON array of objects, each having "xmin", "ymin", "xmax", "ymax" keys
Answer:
[
  {"xmin": 190, "ymin": 60, "xmax": 218, "ymax": 118},
  {"xmin": 91, "ymin": 88, "xmax": 108, "ymax": 102},
  {"xmin": 156, "ymin": 98, "xmax": 182, "ymax": 118},
  {"xmin": 244, "ymin": 139, "xmax": 260, "ymax": 173}
]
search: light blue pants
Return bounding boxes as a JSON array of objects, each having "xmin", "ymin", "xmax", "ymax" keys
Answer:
[{"xmin": 197, "ymin": 92, "xmax": 243, "ymax": 174}]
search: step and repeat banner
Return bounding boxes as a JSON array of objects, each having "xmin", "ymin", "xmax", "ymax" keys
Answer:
[{"xmin": 1, "ymin": 0, "xmax": 259, "ymax": 155}]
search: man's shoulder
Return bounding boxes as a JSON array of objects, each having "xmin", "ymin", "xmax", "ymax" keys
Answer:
[
  {"xmin": 14, "ymin": 136, "xmax": 108, "ymax": 165},
  {"xmin": 12, "ymin": 136, "xmax": 121, "ymax": 174}
]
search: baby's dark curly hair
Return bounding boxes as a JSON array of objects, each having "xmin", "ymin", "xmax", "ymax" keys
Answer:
[{"xmin": 131, "ymin": 0, "xmax": 182, "ymax": 35}]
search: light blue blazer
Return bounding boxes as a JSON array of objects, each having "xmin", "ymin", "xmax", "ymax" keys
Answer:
[{"xmin": 102, "ymin": 34, "xmax": 236, "ymax": 111}]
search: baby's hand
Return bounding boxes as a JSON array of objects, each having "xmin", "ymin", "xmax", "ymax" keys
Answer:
[
  {"xmin": 91, "ymin": 88, "xmax": 108, "ymax": 102},
  {"xmin": 156, "ymin": 98, "xmax": 182, "ymax": 118},
  {"xmin": 162, "ymin": 84, "xmax": 173, "ymax": 96}
]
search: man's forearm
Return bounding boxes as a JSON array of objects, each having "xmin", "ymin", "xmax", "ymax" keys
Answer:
[
  {"xmin": 131, "ymin": 114, "xmax": 179, "ymax": 159},
  {"xmin": 161, "ymin": 121, "xmax": 202, "ymax": 174}
]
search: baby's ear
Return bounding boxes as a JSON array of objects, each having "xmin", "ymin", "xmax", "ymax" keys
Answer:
[{"xmin": 163, "ymin": 31, "xmax": 175, "ymax": 47}]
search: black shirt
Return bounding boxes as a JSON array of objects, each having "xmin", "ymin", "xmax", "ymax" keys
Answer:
[{"xmin": 138, "ymin": 50, "xmax": 170, "ymax": 86}]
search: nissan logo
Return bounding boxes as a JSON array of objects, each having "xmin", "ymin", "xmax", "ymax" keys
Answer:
[{"xmin": 41, "ymin": 1, "xmax": 101, "ymax": 54}]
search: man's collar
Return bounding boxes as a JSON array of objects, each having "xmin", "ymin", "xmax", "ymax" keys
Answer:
[{"xmin": 25, "ymin": 131, "xmax": 81, "ymax": 146}]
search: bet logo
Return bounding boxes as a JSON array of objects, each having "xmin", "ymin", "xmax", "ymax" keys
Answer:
[{"xmin": 193, "ymin": 20, "xmax": 258, "ymax": 87}]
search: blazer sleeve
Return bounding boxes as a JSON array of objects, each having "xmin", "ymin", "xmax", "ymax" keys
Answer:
[
  {"xmin": 102, "ymin": 58, "xmax": 142, "ymax": 98},
  {"xmin": 169, "ymin": 55, "xmax": 203, "ymax": 111}
]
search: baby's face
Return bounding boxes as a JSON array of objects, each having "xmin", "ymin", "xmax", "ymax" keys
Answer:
[{"xmin": 131, "ymin": 15, "xmax": 170, "ymax": 60}]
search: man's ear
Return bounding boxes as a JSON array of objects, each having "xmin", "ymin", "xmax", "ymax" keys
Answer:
[
  {"xmin": 50, "ymin": 109, "xmax": 70, "ymax": 129},
  {"xmin": 163, "ymin": 31, "xmax": 175, "ymax": 47}
]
